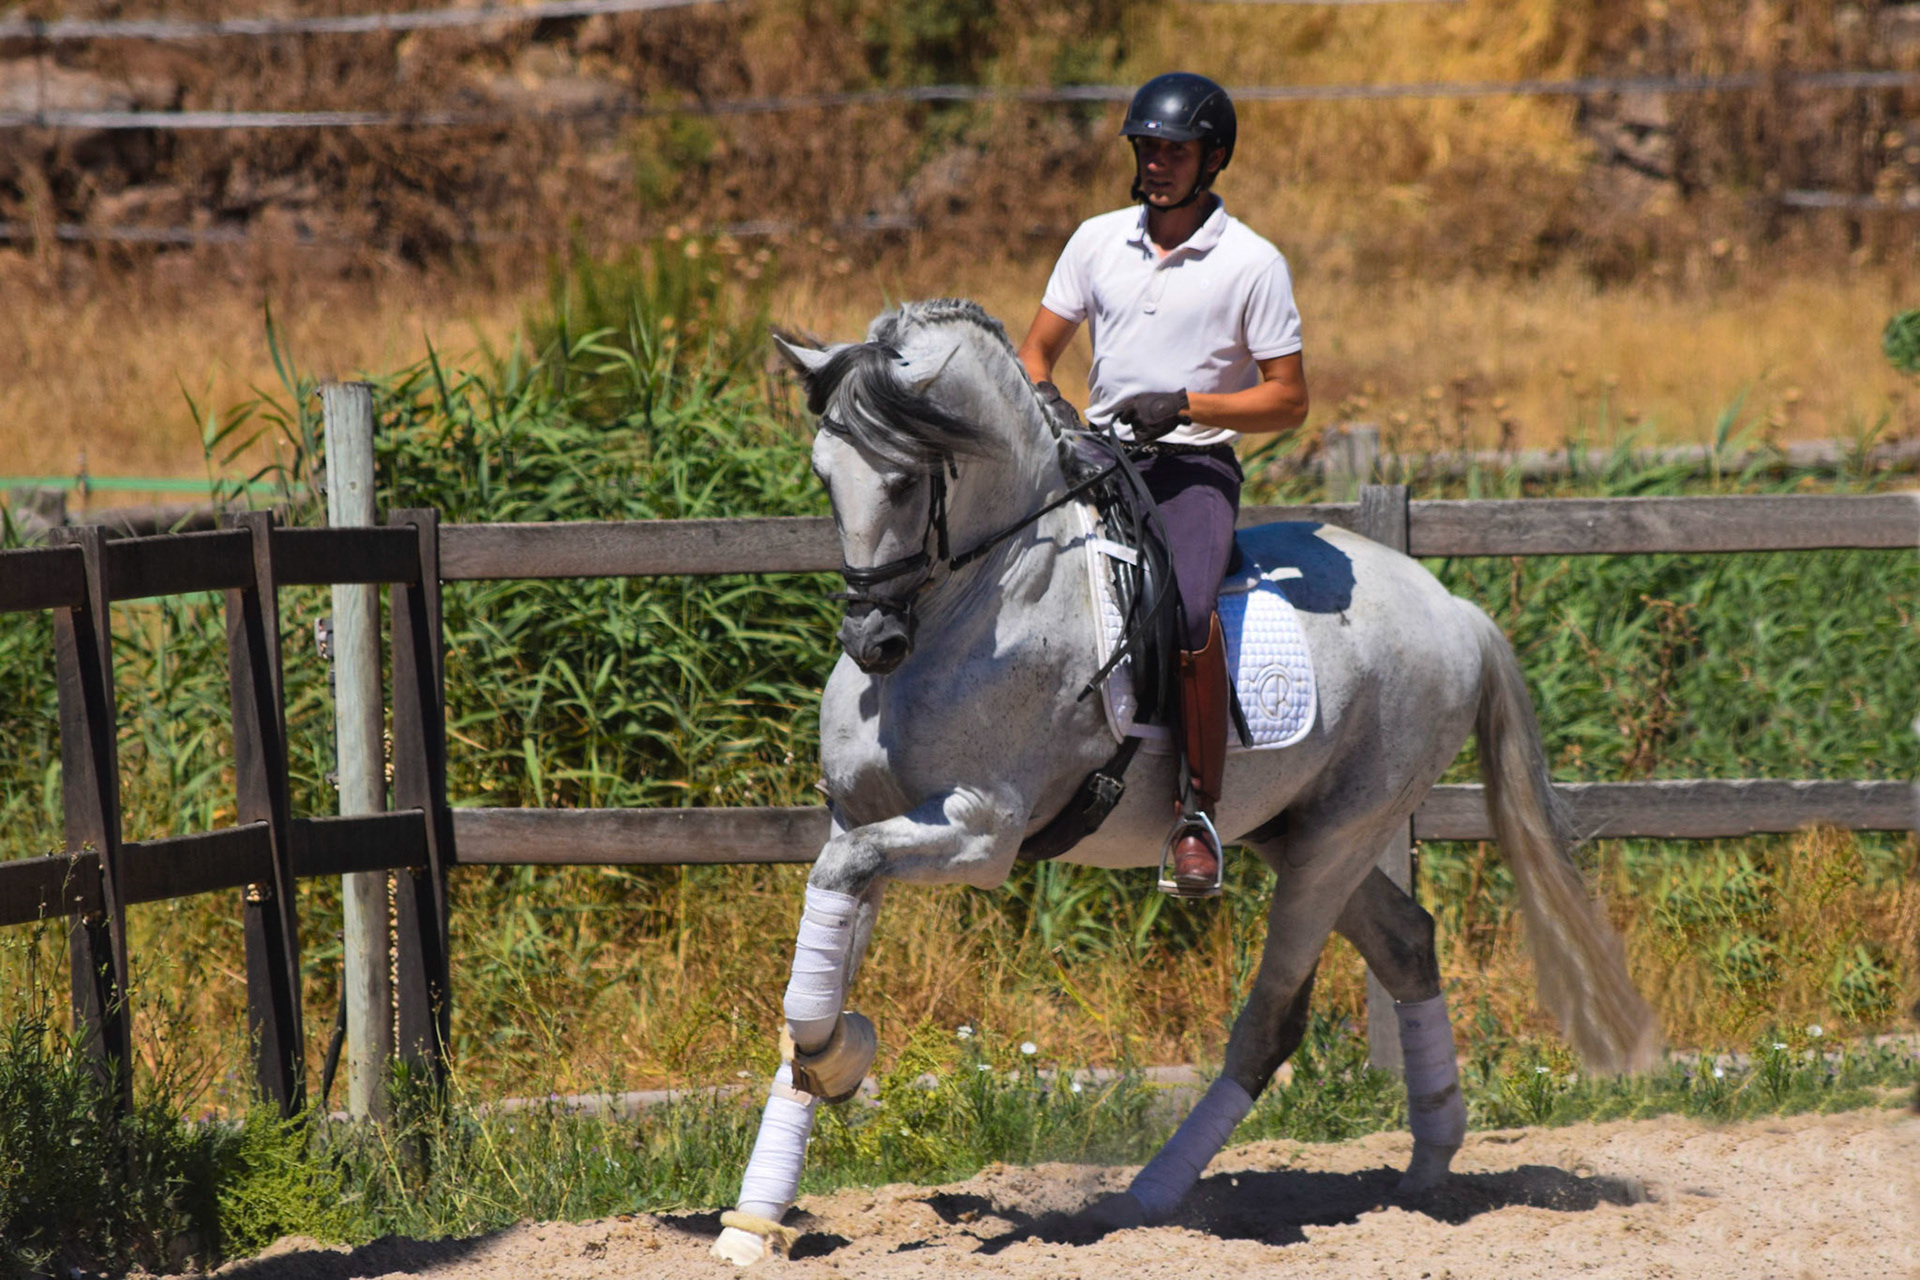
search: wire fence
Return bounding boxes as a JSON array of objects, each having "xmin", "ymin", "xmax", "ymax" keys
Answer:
[
  {"xmin": 0, "ymin": 0, "xmax": 718, "ymax": 43},
  {"xmin": 6, "ymin": 67, "xmax": 1919, "ymax": 132},
  {"xmin": 0, "ymin": 0, "xmax": 1466, "ymax": 43},
  {"xmin": 0, "ymin": 212, "xmax": 919, "ymax": 246},
  {"xmin": 1779, "ymin": 189, "xmax": 1920, "ymax": 212}
]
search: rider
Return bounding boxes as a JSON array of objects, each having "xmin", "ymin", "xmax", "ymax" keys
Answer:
[{"xmin": 1017, "ymin": 71, "xmax": 1309, "ymax": 894}]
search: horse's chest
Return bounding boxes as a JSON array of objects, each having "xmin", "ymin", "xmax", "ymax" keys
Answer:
[{"xmin": 819, "ymin": 637, "xmax": 1093, "ymax": 798}]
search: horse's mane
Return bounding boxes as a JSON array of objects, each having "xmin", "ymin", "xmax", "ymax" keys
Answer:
[{"xmin": 802, "ymin": 298, "xmax": 1037, "ymax": 470}]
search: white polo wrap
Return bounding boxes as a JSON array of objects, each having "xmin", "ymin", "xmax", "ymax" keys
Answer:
[
  {"xmin": 783, "ymin": 885, "xmax": 859, "ymax": 1052},
  {"xmin": 736, "ymin": 1062, "xmax": 819, "ymax": 1221}
]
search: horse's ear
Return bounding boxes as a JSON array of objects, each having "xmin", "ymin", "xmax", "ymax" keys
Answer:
[
  {"xmin": 893, "ymin": 338, "xmax": 959, "ymax": 393},
  {"xmin": 772, "ymin": 332, "xmax": 835, "ymax": 383}
]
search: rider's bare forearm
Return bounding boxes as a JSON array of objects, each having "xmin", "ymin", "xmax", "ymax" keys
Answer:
[
  {"xmin": 1185, "ymin": 379, "xmax": 1308, "ymax": 436},
  {"xmin": 1017, "ymin": 306, "xmax": 1078, "ymax": 384}
]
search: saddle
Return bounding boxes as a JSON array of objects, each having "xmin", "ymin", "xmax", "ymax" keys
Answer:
[{"xmin": 1018, "ymin": 434, "xmax": 1321, "ymax": 863}]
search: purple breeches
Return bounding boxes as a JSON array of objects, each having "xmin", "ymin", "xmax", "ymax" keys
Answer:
[{"xmin": 1133, "ymin": 446, "xmax": 1243, "ymax": 651}]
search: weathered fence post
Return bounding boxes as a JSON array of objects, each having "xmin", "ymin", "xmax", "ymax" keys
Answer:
[
  {"xmin": 48, "ymin": 525, "xmax": 132, "ymax": 1114},
  {"xmin": 1356, "ymin": 483, "xmax": 1415, "ymax": 1075},
  {"xmin": 1324, "ymin": 423, "xmax": 1381, "ymax": 502},
  {"xmin": 322, "ymin": 381, "xmax": 394, "ymax": 1119},
  {"xmin": 389, "ymin": 508, "xmax": 452, "ymax": 1086},
  {"xmin": 225, "ymin": 511, "xmax": 305, "ymax": 1114}
]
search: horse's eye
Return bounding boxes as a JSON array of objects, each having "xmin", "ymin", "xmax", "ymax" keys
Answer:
[{"xmin": 884, "ymin": 475, "xmax": 918, "ymax": 502}]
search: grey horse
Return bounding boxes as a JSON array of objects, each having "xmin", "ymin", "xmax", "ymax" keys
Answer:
[{"xmin": 711, "ymin": 299, "xmax": 1660, "ymax": 1265}]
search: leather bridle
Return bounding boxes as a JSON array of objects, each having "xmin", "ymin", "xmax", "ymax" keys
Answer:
[
  {"xmin": 824, "ymin": 412, "xmax": 1121, "ymax": 630},
  {"xmin": 827, "ymin": 431, "xmax": 956, "ymax": 621}
]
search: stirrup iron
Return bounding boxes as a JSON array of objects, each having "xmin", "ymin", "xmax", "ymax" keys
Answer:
[{"xmin": 1156, "ymin": 811, "xmax": 1223, "ymax": 898}]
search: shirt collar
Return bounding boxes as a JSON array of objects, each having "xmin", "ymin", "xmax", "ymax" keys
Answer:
[{"xmin": 1125, "ymin": 198, "xmax": 1231, "ymax": 257}]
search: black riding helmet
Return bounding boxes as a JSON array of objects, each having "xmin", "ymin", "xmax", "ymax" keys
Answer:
[{"xmin": 1122, "ymin": 72, "xmax": 1237, "ymax": 207}]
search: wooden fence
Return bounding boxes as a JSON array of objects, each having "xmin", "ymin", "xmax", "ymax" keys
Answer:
[{"xmin": 0, "ymin": 487, "xmax": 1914, "ymax": 1113}]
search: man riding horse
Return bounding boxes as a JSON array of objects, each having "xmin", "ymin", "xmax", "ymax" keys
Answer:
[
  {"xmin": 1017, "ymin": 71, "xmax": 1310, "ymax": 895},
  {"xmin": 709, "ymin": 71, "xmax": 1659, "ymax": 1268}
]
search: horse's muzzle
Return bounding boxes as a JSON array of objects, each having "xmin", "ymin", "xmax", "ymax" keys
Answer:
[{"xmin": 839, "ymin": 603, "xmax": 913, "ymax": 674}]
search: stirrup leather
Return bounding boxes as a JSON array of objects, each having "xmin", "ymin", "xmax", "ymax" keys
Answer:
[{"xmin": 1157, "ymin": 810, "xmax": 1223, "ymax": 898}]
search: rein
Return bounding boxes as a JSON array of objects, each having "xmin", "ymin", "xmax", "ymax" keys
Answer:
[{"xmin": 828, "ymin": 411, "xmax": 1122, "ymax": 619}]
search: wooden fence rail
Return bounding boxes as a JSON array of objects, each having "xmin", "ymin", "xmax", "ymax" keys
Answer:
[
  {"xmin": 0, "ymin": 488, "xmax": 1913, "ymax": 1110},
  {"xmin": 434, "ymin": 492, "xmax": 1920, "ymax": 581}
]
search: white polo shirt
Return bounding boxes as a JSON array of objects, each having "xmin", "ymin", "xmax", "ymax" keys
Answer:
[{"xmin": 1040, "ymin": 200, "xmax": 1302, "ymax": 448}]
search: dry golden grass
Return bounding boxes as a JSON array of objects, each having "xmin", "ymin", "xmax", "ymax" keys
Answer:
[
  {"xmin": 785, "ymin": 249, "xmax": 1920, "ymax": 452},
  {"xmin": 312, "ymin": 829, "xmax": 1912, "ymax": 1095},
  {"xmin": 3, "ymin": 250, "xmax": 1912, "ymax": 501},
  {"xmin": 0, "ymin": 254, "xmax": 528, "ymax": 487}
]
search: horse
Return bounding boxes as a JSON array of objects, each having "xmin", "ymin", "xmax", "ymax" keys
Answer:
[{"xmin": 710, "ymin": 298, "xmax": 1660, "ymax": 1265}]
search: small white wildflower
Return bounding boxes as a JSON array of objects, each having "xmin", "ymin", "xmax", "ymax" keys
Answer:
[
  {"xmin": 736, "ymin": 1070, "xmax": 750, "ymax": 1079},
  {"xmin": 956, "ymin": 1024, "xmax": 974, "ymax": 1040},
  {"xmin": 977, "ymin": 1063, "xmax": 991, "ymax": 1072},
  {"xmin": 1772, "ymin": 1042, "xmax": 1788, "ymax": 1051},
  {"xmin": 1070, "ymin": 1081, "xmax": 1084, "ymax": 1094},
  {"xmin": 1808, "ymin": 1024, "xmax": 1824, "ymax": 1038},
  {"xmin": 1020, "ymin": 1041, "xmax": 1038, "ymax": 1056},
  {"xmin": 1534, "ymin": 1065, "xmax": 1551, "ymax": 1074},
  {"xmin": 1712, "ymin": 1067, "xmax": 1725, "ymax": 1079}
]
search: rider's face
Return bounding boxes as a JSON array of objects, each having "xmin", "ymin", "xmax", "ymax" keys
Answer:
[{"xmin": 1134, "ymin": 137, "xmax": 1219, "ymax": 206}]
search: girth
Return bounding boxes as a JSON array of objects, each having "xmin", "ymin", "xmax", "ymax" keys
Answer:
[{"xmin": 1017, "ymin": 736, "xmax": 1143, "ymax": 863}]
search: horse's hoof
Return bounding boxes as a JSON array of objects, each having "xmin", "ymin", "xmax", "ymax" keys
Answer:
[
  {"xmin": 712, "ymin": 1226, "xmax": 768, "ymax": 1267},
  {"xmin": 714, "ymin": 1212, "xmax": 798, "ymax": 1266},
  {"xmin": 1082, "ymin": 1191, "xmax": 1148, "ymax": 1232},
  {"xmin": 788, "ymin": 1011, "xmax": 877, "ymax": 1103},
  {"xmin": 1395, "ymin": 1140, "xmax": 1459, "ymax": 1197}
]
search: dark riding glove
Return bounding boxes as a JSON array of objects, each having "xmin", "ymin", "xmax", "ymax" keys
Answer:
[
  {"xmin": 1111, "ymin": 389, "xmax": 1191, "ymax": 442},
  {"xmin": 1034, "ymin": 380, "xmax": 1083, "ymax": 433}
]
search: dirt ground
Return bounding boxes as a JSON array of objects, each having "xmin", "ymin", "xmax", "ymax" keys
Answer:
[{"xmin": 204, "ymin": 1106, "xmax": 1917, "ymax": 1280}]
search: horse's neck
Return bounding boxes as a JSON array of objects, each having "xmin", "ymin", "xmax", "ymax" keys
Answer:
[
  {"xmin": 916, "ymin": 341, "xmax": 1092, "ymax": 650},
  {"xmin": 917, "ymin": 479, "xmax": 1095, "ymax": 657}
]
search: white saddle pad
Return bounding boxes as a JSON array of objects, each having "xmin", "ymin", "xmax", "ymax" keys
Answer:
[{"xmin": 1077, "ymin": 503, "xmax": 1317, "ymax": 750}]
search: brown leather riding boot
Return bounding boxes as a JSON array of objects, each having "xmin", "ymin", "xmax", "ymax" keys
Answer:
[{"xmin": 1169, "ymin": 612, "xmax": 1229, "ymax": 894}]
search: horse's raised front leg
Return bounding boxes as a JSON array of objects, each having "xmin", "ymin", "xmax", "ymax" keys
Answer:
[
  {"xmin": 1334, "ymin": 866, "xmax": 1467, "ymax": 1195},
  {"xmin": 714, "ymin": 789, "xmax": 1019, "ymax": 1266}
]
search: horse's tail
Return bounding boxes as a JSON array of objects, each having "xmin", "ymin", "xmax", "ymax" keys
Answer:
[{"xmin": 1467, "ymin": 603, "xmax": 1663, "ymax": 1074}]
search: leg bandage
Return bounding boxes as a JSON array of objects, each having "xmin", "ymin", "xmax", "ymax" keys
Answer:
[
  {"xmin": 735, "ymin": 1063, "xmax": 819, "ymax": 1221},
  {"xmin": 1127, "ymin": 1077, "xmax": 1253, "ymax": 1221},
  {"xmin": 1396, "ymin": 994, "xmax": 1467, "ymax": 1147},
  {"xmin": 783, "ymin": 886, "xmax": 859, "ymax": 1052}
]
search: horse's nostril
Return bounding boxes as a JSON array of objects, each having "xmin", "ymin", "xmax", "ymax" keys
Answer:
[{"xmin": 852, "ymin": 634, "xmax": 910, "ymax": 674}]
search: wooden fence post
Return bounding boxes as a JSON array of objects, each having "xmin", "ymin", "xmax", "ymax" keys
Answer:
[
  {"xmin": 1356, "ymin": 484, "xmax": 1415, "ymax": 1075},
  {"xmin": 225, "ymin": 511, "xmax": 305, "ymax": 1114},
  {"xmin": 48, "ymin": 525, "xmax": 132, "ymax": 1114},
  {"xmin": 1324, "ymin": 423, "xmax": 1381, "ymax": 502},
  {"xmin": 389, "ymin": 508, "xmax": 452, "ymax": 1086},
  {"xmin": 322, "ymin": 381, "xmax": 394, "ymax": 1119}
]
